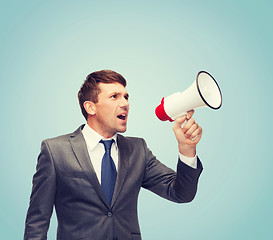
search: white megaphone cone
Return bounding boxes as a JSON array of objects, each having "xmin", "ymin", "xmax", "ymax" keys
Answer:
[{"xmin": 155, "ymin": 71, "xmax": 222, "ymax": 122}]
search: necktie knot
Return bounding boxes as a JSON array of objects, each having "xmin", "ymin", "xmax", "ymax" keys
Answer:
[{"xmin": 100, "ymin": 139, "xmax": 114, "ymax": 152}]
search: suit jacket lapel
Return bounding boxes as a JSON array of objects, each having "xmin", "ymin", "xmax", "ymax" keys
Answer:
[
  {"xmin": 68, "ymin": 126, "xmax": 108, "ymax": 207},
  {"xmin": 111, "ymin": 134, "xmax": 131, "ymax": 207}
]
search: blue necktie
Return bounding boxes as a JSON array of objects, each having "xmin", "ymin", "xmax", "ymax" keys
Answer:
[{"xmin": 100, "ymin": 139, "xmax": 117, "ymax": 205}]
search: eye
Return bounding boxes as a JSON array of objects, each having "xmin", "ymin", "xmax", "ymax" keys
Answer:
[
  {"xmin": 124, "ymin": 94, "xmax": 129, "ymax": 100},
  {"xmin": 110, "ymin": 94, "xmax": 117, "ymax": 99}
]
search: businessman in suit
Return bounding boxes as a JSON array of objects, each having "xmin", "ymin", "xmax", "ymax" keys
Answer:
[{"xmin": 24, "ymin": 70, "xmax": 203, "ymax": 240}]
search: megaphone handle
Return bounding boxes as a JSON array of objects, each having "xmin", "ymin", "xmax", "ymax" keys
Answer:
[
  {"xmin": 181, "ymin": 119, "xmax": 187, "ymax": 128},
  {"xmin": 173, "ymin": 111, "xmax": 191, "ymax": 128}
]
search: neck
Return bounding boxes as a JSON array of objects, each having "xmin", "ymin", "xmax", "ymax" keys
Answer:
[{"xmin": 86, "ymin": 119, "xmax": 115, "ymax": 139}]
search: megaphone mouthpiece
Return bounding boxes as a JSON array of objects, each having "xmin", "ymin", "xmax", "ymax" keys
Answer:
[{"xmin": 155, "ymin": 97, "xmax": 173, "ymax": 122}]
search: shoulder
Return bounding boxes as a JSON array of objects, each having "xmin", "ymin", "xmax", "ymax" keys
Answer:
[
  {"xmin": 42, "ymin": 125, "xmax": 83, "ymax": 145},
  {"xmin": 117, "ymin": 134, "xmax": 149, "ymax": 153},
  {"xmin": 117, "ymin": 134, "xmax": 145, "ymax": 144}
]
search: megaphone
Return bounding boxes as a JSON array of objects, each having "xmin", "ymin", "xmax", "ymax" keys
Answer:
[{"xmin": 155, "ymin": 71, "xmax": 222, "ymax": 122}]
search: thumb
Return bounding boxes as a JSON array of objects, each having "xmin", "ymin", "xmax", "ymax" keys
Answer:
[{"xmin": 173, "ymin": 115, "xmax": 187, "ymax": 130}]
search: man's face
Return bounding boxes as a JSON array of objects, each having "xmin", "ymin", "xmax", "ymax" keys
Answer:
[{"xmin": 91, "ymin": 82, "xmax": 129, "ymax": 138}]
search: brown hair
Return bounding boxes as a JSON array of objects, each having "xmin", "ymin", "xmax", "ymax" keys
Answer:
[{"xmin": 78, "ymin": 70, "xmax": 127, "ymax": 120}]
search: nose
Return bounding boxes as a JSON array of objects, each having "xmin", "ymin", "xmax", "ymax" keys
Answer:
[{"xmin": 120, "ymin": 98, "xmax": 129, "ymax": 109}]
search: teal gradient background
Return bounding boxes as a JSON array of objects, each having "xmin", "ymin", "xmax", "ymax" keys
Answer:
[{"xmin": 1, "ymin": 1, "xmax": 272, "ymax": 239}]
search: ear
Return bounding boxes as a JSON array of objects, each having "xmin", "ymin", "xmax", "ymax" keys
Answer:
[{"xmin": 83, "ymin": 101, "xmax": 96, "ymax": 116}]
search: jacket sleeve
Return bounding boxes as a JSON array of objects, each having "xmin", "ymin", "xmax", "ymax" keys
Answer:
[
  {"xmin": 24, "ymin": 140, "xmax": 56, "ymax": 240},
  {"xmin": 141, "ymin": 139, "xmax": 203, "ymax": 203}
]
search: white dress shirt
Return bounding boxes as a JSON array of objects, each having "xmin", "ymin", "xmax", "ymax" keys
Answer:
[
  {"xmin": 82, "ymin": 124, "xmax": 197, "ymax": 184},
  {"xmin": 82, "ymin": 124, "xmax": 119, "ymax": 184}
]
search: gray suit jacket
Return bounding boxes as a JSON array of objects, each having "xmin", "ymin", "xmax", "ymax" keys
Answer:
[{"xmin": 24, "ymin": 125, "xmax": 203, "ymax": 240}]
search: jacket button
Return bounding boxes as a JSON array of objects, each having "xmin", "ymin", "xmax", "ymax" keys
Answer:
[{"xmin": 107, "ymin": 211, "xmax": 113, "ymax": 217}]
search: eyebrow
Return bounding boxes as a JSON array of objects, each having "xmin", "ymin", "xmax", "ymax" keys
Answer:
[{"xmin": 110, "ymin": 92, "xmax": 129, "ymax": 98}]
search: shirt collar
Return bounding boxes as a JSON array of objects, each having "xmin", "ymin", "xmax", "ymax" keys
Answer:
[{"xmin": 82, "ymin": 123, "xmax": 118, "ymax": 151}]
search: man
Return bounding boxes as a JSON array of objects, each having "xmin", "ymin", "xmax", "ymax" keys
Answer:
[{"xmin": 24, "ymin": 70, "xmax": 203, "ymax": 240}]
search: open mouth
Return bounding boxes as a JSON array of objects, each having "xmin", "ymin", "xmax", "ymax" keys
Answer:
[{"xmin": 117, "ymin": 114, "xmax": 127, "ymax": 120}]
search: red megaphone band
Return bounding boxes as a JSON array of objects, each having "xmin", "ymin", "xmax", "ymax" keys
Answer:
[{"xmin": 155, "ymin": 97, "xmax": 173, "ymax": 122}]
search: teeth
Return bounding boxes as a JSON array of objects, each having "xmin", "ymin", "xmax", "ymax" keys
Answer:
[{"xmin": 117, "ymin": 114, "xmax": 127, "ymax": 120}]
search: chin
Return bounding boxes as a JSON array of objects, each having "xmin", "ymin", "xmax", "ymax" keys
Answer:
[{"xmin": 117, "ymin": 127, "xmax": 127, "ymax": 133}]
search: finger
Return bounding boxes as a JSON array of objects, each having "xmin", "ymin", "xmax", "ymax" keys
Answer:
[
  {"xmin": 184, "ymin": 123, "xmax": 199, "ymax": 138},
  {"xmin": 173, "ymin": 115, "xmax": 187, "ymax": 130},
  {"xmin": 191, "ymin": 128, "xmax": 202, "ymax": 144},
  {"xmin": 183, "ymin": 127, "xmax": 202, "ymax": 145},
  {"xmin": 189, "ymin": 126, "xmax": 202, "ymax": 140},
  {"xmin": 183, "ymin": 118, "xmax": 195, "ymax": 132},
  {"xmin": 186, "ymin": 109, "xmax": 195, "ymax": 119}
]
